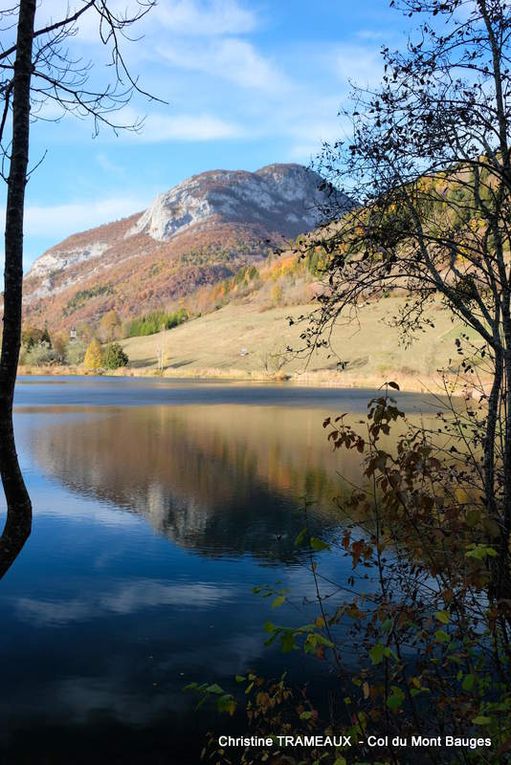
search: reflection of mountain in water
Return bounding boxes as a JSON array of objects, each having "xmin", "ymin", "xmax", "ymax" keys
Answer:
[{"xmin": 30, "ymin": 405, "xmax": 361, "ymax": 562}]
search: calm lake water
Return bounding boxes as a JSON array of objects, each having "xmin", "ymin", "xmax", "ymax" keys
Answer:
[{"xmin": 0, "ymin": 377, "xmax": 440, "ymax": 764}]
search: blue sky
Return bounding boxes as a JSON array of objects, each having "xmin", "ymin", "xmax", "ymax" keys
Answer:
[{"xmin": 1, "ymin": 0, "xmax": 408, "ymax": 267}]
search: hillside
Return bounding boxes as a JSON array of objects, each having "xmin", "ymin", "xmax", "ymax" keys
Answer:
[
  {"xmin": 118, "ymin": 295, "xmax": 474, "ymax": 390},
  {"xmin": 23, "ymin": 163, "xmax": 347, "ymax": 331},
  {"xmin": 19, "ymin": 160, "xmax": 482, "ymax": 390}
]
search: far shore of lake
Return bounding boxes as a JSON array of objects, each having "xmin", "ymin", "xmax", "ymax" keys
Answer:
[{"xmin": 16, "ymin": 363, "xmax": 482, "ymax": 397}]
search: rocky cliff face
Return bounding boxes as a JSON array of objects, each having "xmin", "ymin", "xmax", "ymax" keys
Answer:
[
  {"xmin": 130, "ymin": 164, "xmax": 334, "ymax": 242},
  {"xmin": 23, "ymin": 163, "xmax": 347, "ymax": 329}
]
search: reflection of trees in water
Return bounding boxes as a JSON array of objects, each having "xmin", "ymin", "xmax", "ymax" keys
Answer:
[{"xmin": 31, "ymin": 405, "xmax": 363, "ymax": 561}]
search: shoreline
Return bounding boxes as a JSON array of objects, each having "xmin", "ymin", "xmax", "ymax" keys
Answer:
[{"xmin": 16, "ymin": 364, "xmax": 476, "ymax": 396}]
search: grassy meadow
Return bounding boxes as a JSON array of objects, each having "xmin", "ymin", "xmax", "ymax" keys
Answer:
[{"xmin": 113, "ymin": 296, "xmax": 480, "ymax": 391}]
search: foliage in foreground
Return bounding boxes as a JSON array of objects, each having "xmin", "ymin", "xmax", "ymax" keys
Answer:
[
  {"xmin": 192, "ymin": 385, "xmax": 511, "ymax": 765},
  {"xmin": 306, "ymin": 0, "xmax": 511, "ymax": 603},
  {"xmin": 186, "ymin": 1, "xmax": 511, "ymax": 761}
]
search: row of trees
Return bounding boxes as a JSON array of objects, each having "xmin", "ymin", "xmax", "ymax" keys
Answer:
[
  {"xmin": 83, "ymin": 338, "xmax": 128, "ymax": 371},
  {"xmin": 19, "ymin": 305, "xmax": 189, "ymax": 354},
  {"xmin": 19, "ymin": 324, "xmax": 128, "ymax": 370}
]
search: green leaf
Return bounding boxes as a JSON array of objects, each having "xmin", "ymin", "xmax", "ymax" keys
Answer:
[
  {"xmin": 369, "ymin": 643, "xmax": 395, "ymax": 664},
  {"xmin": 435, "ymin": 610, "xmax": 450, "ymax": 624},
  {"xmin": 434, "ymin": 630, "xmax": 450, "ymax": 643},
  {"xmin": 465, "ymin": 544, "xmax": 498, "ymax": 560},
  {"xmin": 334, "ymin": 758, "xmax": 347, "ymax": 765},
  {"xmin": 462, "ymin": 674, "xmax": 475, "ymax": 692},
  {"xmin": 295, "ymin": 528, "xmax": 308, "ymax": 547},
  {"xmin": 310, "ymin": 537, "xmax": 330, "ymax": 552},
  {"xmin": 369, "ymin": 644, "xmax": 386, "ymax": 665},
  {"xmin": 271, "ymin": 595, "xmax": 286, "ymax": 609},
  {"xmin": 235, "ymin": 675, "xmax": 245, "ymax": 684},
  {"xmin": 205, "ymin": 683, "xmax": 224, "ymax": 695},
  {"xmin": 281, "ymin": 631, "xmax": 295, "ymax": 653},
  {"xmin": 387, "ymin": 686, "xmax": 405, "ymax": 712},
  {"xmin": 314, "ymin": 633, "xmax": 335, "ymax": 648},
  {"xmin": 472, "ymin": 716, "xmax": 491, "ymax": 725},
  {"xmin": 299, "ymin": 711, "xmax": 313, "ymax": 720},
  {"xmin": 217, "ymin": 694, "xmax": 237, "ymax": 716}
]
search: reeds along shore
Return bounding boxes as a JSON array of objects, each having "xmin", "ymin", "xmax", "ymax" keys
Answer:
[{"xmin": 16, "ymin": 363, "xmax": 485, "ymax": 396}]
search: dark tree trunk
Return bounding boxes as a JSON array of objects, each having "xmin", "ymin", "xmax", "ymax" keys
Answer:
[
  {"xmin": 0, "ymin": 0, "xmax": 36, "ymax": 577},
  {"xmin": 496, "ymin": 356, "xmax": 511, "ymax": 608}
]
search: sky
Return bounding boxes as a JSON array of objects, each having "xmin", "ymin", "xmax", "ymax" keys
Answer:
[{"xmin": 0, "ymin": 0, "xmax": 409, "ymax": 267}]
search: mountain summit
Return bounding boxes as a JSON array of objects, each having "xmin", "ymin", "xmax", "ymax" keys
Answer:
[
  {"xmin": 24, "ymin": 163, "xmax": 347, "ymax": 329},
  {"xmin": 130, "ymin": 164, "xmax": 334, "ymax": 242}
]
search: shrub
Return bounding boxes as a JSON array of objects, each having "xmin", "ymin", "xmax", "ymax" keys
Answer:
[
  {"xmin": 23, "ymin": 341, "xmax": 59, "ymax": 366},
  {"xmin": 65, "ymin": 339, "xmax": 87, "ymax": 366},
  {"xmin": 103, "ymin": 342, "xmax": 129, "ymax": 369}
]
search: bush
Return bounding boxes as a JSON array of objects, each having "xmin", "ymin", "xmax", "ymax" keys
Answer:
[
  {"xmin": 23, "ymin": 341, "xmax": 59, "ymax": 366},
  {"xmin": 103, "ymin": 342, "xmax": 129, "ymax": 369},
  {"xmin": 65, "ymin": 339, "xmax": 87, "ymax": 366}
]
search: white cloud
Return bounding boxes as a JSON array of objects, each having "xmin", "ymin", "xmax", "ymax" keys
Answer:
[
  {"xmin": 151, "ymin": 0, "xmax": 258, "ymax": 36},
  {"xmin": 95, "ymin": 152, "xmax": 126, "ymax": 176},
  {"xmin": 15, "ymin": 579, "xmax": 237, "ymax": 626},
  {"xmin": 0, "ymin": 195, "xmax": 149, "ymax": 243},
  {"xmin": 156, "ymin": 37, "xmax": 287, "ymax": 93},
  {"xmin": 356, "ymin": 29, "xmax": 387, "ymax": 42},
  {"xmin": 34, "ymin": 0, "xmax": 158, "ymax": 44},
  {"xmin": 136, "ymin": 111, "xmax": 244, "ymax": 142}
]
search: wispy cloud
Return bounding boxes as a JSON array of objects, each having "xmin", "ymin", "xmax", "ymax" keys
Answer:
[
  {"xmin": 151, "ymin": 0, "xmax": 258, "ymax": 36},
  {"xmin": 35, "ymin": 0, "xmax": 257, "ymax": 44},
  {"xmin": 136, "ymin": 111, "xmax": 244, "ymax": 142},
  {"xmin": 356, "ymin": 29, "xmax": 387, "ymax": 41},
  {"xmin": 157, "ymin": 38, "xmax": 288, "ymax": 93},
  {"xmin": 16, "ymin": 579, "xmax": 237, "ymax": 626},
  {"xmin": 0, "ymin": 196, "xmax": 148, "ymax": 244}
]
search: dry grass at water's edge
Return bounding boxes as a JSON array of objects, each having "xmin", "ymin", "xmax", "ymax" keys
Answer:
[
  {"xmin": 13, "ymin": 373, "xmax": 476, "ymax": 399},
  {"xmin": 150, "ymin": 366, "xmax": 468, "ymax": 394},
  {"xmin": 16, "ymin": 364, "xmax": 487, "ymax": 396}
]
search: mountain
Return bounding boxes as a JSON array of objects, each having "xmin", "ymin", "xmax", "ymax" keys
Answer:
[{"xmin": 23, "ymin": 163, "xmax": 346, "ymax": 330}]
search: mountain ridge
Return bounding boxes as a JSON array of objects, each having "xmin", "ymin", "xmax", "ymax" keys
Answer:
[{"xmin": 23, "ymin": 163, "xmax": 345, "ymax": 331}]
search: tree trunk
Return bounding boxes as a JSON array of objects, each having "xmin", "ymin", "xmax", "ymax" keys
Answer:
[
  {"xmin": 495, "ymin": 355, "xmax": 511, "ymax": 608},
  {"xmin": 0, "ymin": 0, "xmax": 36, "ymax": 577}
]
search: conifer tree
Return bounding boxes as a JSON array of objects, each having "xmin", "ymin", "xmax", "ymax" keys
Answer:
[{"xmin": 83, "ymin": 339, "xmax": 104, "ymax": 372}]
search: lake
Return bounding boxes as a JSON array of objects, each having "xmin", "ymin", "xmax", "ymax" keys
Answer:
[{"xmin": 0, "ymin": 377, "xmax": 440, "ymax": 764}]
